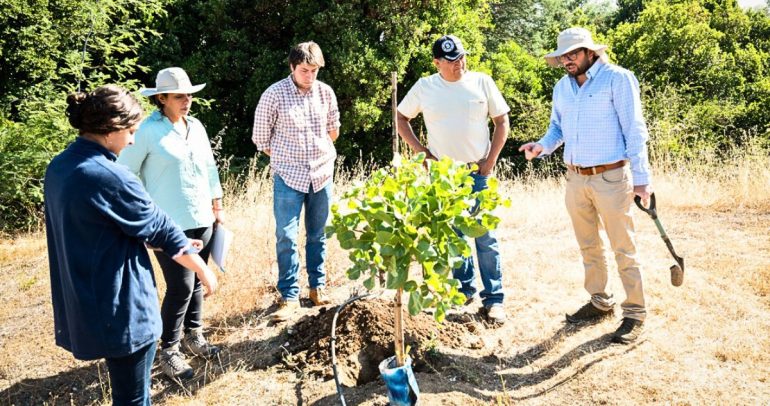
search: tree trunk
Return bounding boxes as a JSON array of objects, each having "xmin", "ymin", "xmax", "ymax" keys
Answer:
[
  {"xmin": 394, "ymin": 288, "xmax": 405, "ymax": 367},
  {"xmin": 391, "ymin": 71, "xmax": 399, "ymax": 157}
]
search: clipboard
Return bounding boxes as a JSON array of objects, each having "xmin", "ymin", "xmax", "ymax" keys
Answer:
[{"xmin": 210, "ymin": 224, "xmax": 233, "ymax": 272}]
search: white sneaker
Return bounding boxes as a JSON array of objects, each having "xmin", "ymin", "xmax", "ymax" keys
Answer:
[{"xmin": 485, "ymin": 304, "xmax": 506, "ymax": 324}]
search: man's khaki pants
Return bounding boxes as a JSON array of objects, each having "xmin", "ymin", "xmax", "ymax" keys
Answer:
[{"xmin": 565, "ymin": 166, "xmax": 646, "ymax": 321}]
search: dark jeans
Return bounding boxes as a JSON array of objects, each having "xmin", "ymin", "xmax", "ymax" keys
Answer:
[
  {"xmin": 154, "ymin": 225, "xmax": 213, "ymax": 348},
  {"xmin": 452, "ymin": 173, "xmax": 504, "ymax": 306},
  {"xmin": 105, "ymin": 341, "xmax": 156, "ymax": 406}
]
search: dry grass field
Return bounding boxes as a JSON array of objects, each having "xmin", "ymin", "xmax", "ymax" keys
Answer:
[{"xmin": 1, "ymin": 150, "xmax": 769, "ymax": 405}]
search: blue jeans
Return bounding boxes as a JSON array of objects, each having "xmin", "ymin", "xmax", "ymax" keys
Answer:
[
  {"xmin": 453, "ymin": 173, "xmax": 504, "ymax": 306},
  {"xmin": 273, "ymin": 174, "xmax": 332, "ymax": 300},
  {"xmin": 104, "ymin": 341, "xmax": 156, "ymax": 406}
]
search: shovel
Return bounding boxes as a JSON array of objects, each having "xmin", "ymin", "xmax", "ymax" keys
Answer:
[{"xmin": 634, "ymin": 193, "xmax": 685, "ymax": 287}]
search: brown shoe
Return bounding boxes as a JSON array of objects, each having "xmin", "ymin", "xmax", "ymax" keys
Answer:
[
  {"xmin": 309, "ymin": 288, "xmax": 331, "ymax": 306},
  {"xmin": 271, "ymin": 300, "xmax": 300, "ymax": 322}
]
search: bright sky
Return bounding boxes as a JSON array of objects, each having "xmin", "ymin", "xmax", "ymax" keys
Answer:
[
  {"xmin": 599, "ymin": 0, "xmax": 767, "ymax": 8},
  {"xmin": 738, "ymin": 0, "xmax": 767, "ymax": 8}
]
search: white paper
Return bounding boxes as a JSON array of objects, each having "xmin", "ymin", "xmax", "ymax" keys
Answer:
[{"xmin": 210, "ymin": 224, "xmax": 233, "ymax": 272}]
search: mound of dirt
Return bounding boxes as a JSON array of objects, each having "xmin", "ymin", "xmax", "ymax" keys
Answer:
[{"xmin": 281, "ymin": 297, "xmax": 482, "ymax": 386}]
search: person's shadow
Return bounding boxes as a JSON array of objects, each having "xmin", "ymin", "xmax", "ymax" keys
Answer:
[
  {"xmin": 0, "ymin": 338, "xmax": 258, "ymax": 406},
  {"xmin": 0, "ymin": 362, "xmax": 108, "ymax": 405},
  {"xmin": 311, "ymin": 319, "xmax": 644, "ymax": 404},
  {"xmin": 0, "ymin": 304, "xmax": 290, "ymax": 405},
  {"xmin": 500, "ymin": 321, "xmax": 646, "ymax": 400},
  {"xmin": 507, "ymin": 321, "xmax": 596, "ymax": 368}
]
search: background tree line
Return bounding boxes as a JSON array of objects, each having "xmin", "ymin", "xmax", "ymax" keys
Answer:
[{"xmin": 1, "ymin": 0, "xmax": 768, "ymax": 232}]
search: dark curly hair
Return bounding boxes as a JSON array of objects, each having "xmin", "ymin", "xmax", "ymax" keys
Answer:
[{"xmin": 65, "ymin": 85, "xmax": 144, "ymax": 135}]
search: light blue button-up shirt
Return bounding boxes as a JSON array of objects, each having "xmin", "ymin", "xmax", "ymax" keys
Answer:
[
  {"xmin": 118, "ymin": 110, "xmax": 223, "ymax": 230},
  {"xmin": 538, "ymin": 60, "xmax": 652, "ymax": 186}
]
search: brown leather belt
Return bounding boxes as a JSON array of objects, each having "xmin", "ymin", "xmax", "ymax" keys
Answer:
[{"xmin": 567, "ymin": 160, "xmax": 626, "ymax": 175}]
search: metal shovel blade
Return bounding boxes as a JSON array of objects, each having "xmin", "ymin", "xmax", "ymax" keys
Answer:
[
  {"xmin": 670, "ymin": 264, "xmax": 684, "ymax": 287},
  {"xmin": 634, "ymin": 193, "xmax": 685, "ymax": 287},
  {"xmin": 663, "ymin": 235, "xmax": 685, "ymax": 287}
]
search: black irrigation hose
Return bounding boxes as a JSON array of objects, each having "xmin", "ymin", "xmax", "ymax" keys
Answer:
[{"xmin": 330, "ymin": 293, "xmax": 370, "ymax": 406}]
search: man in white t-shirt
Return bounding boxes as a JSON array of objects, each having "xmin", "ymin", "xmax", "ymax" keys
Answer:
[{"xmin": 396, "ymin": 34, "xmax": 511, "ymax": 324}]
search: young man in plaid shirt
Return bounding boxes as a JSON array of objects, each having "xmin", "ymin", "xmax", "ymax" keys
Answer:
[{"xmin": 252, "ymin": 41, "xmax": 340, "ymax": 322}]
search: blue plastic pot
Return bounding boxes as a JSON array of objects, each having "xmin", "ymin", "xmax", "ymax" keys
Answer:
[{"xmin": 378, "ymin": 355, "xmax": 420, "ymax": 405}]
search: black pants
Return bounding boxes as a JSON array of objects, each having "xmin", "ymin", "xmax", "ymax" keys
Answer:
[{"xmin": 154, "ymin": 224, "xmax": 213, "ymax": 348}]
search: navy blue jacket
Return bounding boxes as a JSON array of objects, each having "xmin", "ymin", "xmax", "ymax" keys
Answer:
[{"xmin": 44, "ymin": 137, "xmax": 189, "ymax": 360}]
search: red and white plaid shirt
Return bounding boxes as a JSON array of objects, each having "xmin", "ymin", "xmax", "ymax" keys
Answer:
[{"xmin": 252, "ymin": 76, "xmax": 341, "ymax": 193}]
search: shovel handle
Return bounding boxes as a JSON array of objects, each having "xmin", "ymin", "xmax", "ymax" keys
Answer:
[{"xmin": 634, "ymin": 192, "xmax": 657, "ymax": 218}]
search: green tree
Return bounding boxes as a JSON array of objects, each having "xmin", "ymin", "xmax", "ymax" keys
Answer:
[
  {"xmin": 0, "ymin": 0, "xmax": 169, "ymax": 232},
  {"xmin": 328, "ymin": 154, "xmax": 509, "ymax": 364},
  {"xmin": 487, "ymin": 40, "xmax": 558, "ymax": 143},
  {"xmin": 608, "ymin": 0, "xmax": 740, "ymax": 99},
  {"xmin": 487, "ymin": 0, "xmax": 616, "ymax": 54},
  {"xmin": 0, "ymin": 0, "xmax": 168, "ymax": 117},
  {"xmin": 608, "ymin": 0, "xmax": 770, "ymax": 154},
  {"xmin": 139, "ymin": 0, "xmax": 492, "ymax": 163}
]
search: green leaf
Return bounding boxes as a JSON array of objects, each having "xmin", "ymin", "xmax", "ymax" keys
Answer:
[
  {"xmin": 363, "ymin": 275, "xmax": 375, "ymax": 290},
  {"xmin": 385, "ymin": 265, "xmax": 407, "ymax": 289},
  {"xmin": 375, "ymin": 230, "xmax": 394, "ymax": 244},
  {"xmin": 457, "ymin": 221, "xmax": 488, "ymax": 238},
  {"xmin": 425, "ymin": 274, "xmax": 441, "ymax": 291},
  {"xmin": 408, "ymin": 291, "xmax": 423, "ymax": 316},
  {"xmin": 451, "ymin": 291, "xmax": 467, "ymax": 305},
  {"xmin": 435, "ymin": 302, "xmax": 447, "ymax": 323},
  {"xmin": 347, "ymin": 267, "xmax": 361, "ymax": 280}
]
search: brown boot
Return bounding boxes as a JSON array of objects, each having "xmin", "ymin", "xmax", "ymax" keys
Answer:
[
  {"xmin": 309, "ymin": 288, "xmax": 331, "ymax": 306},
  {"xmin": 271, "ymin": 300, "xmax": 300, "ymax": 322},
  {"xmin": 611, "ymin": 317, "xmax": 644, "ymax": 344}
]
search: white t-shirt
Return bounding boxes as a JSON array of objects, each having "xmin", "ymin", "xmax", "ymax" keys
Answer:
[{"xmin": 397, "ymin": 71, "xmax": 510, "ymax": 163}]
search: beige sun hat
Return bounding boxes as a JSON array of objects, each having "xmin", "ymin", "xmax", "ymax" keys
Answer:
[
  {"xmin": 544, "ymin": 27, "xmax": 608, "ymax": 67},
  {"xmin": 139, "ymin": 67, "xmax": 205, "ymax": 96}
]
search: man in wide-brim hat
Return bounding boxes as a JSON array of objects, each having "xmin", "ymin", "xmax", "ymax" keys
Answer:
[
  {"xmin": 520, "ymin": 27, "xmax": 653, "ymax": 344},
  {"xmin": 543, "ymin": 27, "xmax": 610, "ymax": 68}
]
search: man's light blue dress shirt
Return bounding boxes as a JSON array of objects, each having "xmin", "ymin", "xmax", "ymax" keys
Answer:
[{"xmin": 538, "ymin": 60, "xmax": 652, "ymax": 186}]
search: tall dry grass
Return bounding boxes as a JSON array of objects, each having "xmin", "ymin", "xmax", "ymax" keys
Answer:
[{"xmin": 1, "ymin": 144, "xmax": 769, "ymax": 405}]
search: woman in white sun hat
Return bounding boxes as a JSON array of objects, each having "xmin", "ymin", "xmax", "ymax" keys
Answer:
[{"xmin": 118, "ymin": 67, "xmax": 224, "ymax": 380}]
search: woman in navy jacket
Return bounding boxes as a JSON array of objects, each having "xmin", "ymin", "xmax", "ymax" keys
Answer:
[{"xmin": 44, "ymin": 85, "xmax": 218, "ymax": 405}]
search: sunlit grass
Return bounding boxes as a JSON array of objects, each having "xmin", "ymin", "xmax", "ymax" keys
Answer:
[{"xmin": 1, "ymin": 144, "xmax": 769, "ymax": 405}]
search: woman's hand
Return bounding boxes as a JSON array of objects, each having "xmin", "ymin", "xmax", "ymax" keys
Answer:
[
  {"xmin": 212, "ymin": 199, "xmax": 225, "ymax": 225},
  {"xmin": 197, "ymin": 264, "xmax": 219, "ymax": 298},
  {"xmin": 173, "ymin": 253, "xmax": 218, "ymax": 297},
  {"xmin": 189, "ymin": 239, "xmax": 204, "ymax": 251},
  {"xmin": 214, "ymin": 208, "xmax": 226, "ymax": 225}
]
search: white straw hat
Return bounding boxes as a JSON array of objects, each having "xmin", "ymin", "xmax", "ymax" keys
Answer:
[
  {"xmin": 544, "ymin": 27, "xmax": 608, "ymax": 67},
  {"xmin": 139, "ymin": 67, "xmax": 205, "ymax": 96}
]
